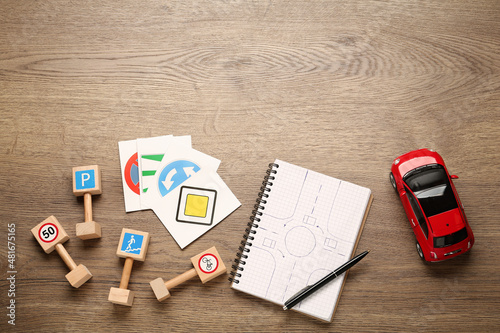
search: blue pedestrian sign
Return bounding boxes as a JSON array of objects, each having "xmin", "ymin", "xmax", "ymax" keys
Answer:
[{"xmin": 120, "ymin": 232, "xmax": 144, "ymax": 255}]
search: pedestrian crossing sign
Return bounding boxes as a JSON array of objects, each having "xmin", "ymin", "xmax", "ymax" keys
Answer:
[
  {"xmin": 121, "ymin": 232, "xmax": 144, "ymax": 255},
  {"xmin": 116, "ymin": 228, "xmax": 150, "ymax": 261}
]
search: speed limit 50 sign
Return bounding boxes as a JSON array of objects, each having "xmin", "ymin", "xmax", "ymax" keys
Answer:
[{"xmin": 31, "ymin": 216, "xmax": 70, "ymax": 253}]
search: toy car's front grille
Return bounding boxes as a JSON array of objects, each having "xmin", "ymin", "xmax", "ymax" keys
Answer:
[{"xmin": 444, "ymin": 248, "xmax": 462, "ymax": 256}]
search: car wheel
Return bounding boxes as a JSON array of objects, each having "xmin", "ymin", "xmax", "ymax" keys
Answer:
[
  {"xmin": 416, "ymin": 242, "xmax": 425, "ymax": 260},
  {"xmin": 389, "ymin": 172, "xmax": 397, "ymax": 192}
]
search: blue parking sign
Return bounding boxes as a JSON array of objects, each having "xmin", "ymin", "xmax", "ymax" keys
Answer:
[{"xmin": 75, "ymin": 170, "xmax": 96, "ymax": 190}]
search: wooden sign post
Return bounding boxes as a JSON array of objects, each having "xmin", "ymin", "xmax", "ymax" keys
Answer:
[
  {"xmin": 150, "ymin": 246, "xmax": 226, "ymax": 302},
  {"xmin": 72, "ymin": 165, "xmax": 102, "ymax": 240},
  {"xmin": 31, "ymin": 216, "xmax": 93, "ymax": 288},
  {"xmin": 108, "ymin": 228, "xmax": 150, "ymax": 306}
]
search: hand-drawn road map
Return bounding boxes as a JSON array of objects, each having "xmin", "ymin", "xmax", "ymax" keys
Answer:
[{"xmin": 232, "ymin": 160, "xmax": 372, "ymax": 322}]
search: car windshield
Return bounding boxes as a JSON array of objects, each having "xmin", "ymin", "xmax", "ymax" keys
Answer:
[
  {"xmin": 404, "ymin": 164, "xmax": 458, "ymax": 217},
  {"xmin": 433, "ymin": 227, "xmax": 468, "ymax": 248}
]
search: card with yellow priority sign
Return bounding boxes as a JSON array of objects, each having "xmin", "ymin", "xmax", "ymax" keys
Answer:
[{"xmin": 176, "ymin": 186, "xmax": 217, "ymax": 225}]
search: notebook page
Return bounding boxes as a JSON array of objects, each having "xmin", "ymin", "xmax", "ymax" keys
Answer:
[{"xmin": 232, "ymin": 159, "xmax": 371, "ymax": 321}]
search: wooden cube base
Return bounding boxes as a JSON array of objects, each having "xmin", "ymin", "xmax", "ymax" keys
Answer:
[
  {"xmin": 66, "ymin": 264, "xmax": 92, "ymax": 288},
  {"xmin": 108, "ymin": 287, "xmax": 135, "ymax": 306},
  {"xmin": 76, "ymin": 221, "xmax": 102, "ymax": 240},
  {"xmin": 150, "ymin": 278, "xmax": 170, "ymax": 302}
]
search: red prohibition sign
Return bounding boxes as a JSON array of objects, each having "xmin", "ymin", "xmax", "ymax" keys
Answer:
[
  {"xmin": 198, "ymin": 253, "xmax": 219, "ymax": 274},
  {"xmin": 124, "ymin": 152, "xmax": 140, "ymax": 195}
]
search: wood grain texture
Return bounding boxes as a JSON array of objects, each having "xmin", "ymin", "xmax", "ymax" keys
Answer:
[{"xmin": 1, "ymin": 0, "xmax": 499, "ymax": 331}]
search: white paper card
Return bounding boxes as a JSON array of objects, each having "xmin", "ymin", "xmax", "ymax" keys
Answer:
[{"xmin": 151, "ymin": 169, "xmax": 240, "ymax": 249}]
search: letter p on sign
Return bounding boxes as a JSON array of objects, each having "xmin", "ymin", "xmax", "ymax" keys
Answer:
[
  {"xmin": 72, "ymin": 165, "xmax": 102, "ymax": 196},
  {"xmin": 76, "ymin": 170, "xmax": 95, "ymax": 189}
]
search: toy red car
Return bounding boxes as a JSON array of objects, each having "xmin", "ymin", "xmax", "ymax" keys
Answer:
[{"xmin": 390, "ymin": 149, "xmax": 474, "ymax": 262}]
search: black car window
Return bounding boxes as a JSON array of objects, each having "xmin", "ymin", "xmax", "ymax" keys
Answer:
[
  {"xmin": 406, "ymin": 189, "xmax": 429, "ymax": 238},
  {"xmin": 404, "ymin": 165, "xmax": 458, "ymax": 217},
  {"xmin": 434, "ymin": 227, "xmax": 468, "ymax": 248}
]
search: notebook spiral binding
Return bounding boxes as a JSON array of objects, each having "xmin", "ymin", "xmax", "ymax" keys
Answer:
[{"xmin": 229, "ymin": 162, "xmax": 279, "ymax": 284}]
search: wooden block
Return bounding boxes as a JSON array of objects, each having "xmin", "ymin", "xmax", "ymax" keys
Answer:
[
  {"xmin": 31, "ymin": 216, "xmax": 70, "ymax": 254},
  {"xmin": 150, "ymin": 277, "xmax": 170, "ymax": 301},
  {"xmin": 116, "ymin": 228, "xmax": 150, "ymax": 261},
  {"xmin": 190, "ymin": 246, "xmax": 227, "ymax": 284},
  {"xmin": 108, "ymin": 287, "xmax": 135, "ymax": 306},
  {"xmin": 66, "ymin": 264, "xmax": 92, "ymax": 288},
  {"xmin": 76, "ymin": 221, "xmax": 102, "ymax": 240},
  {"xmin": 72, "ymin": 165, "xmax": 102, "ymax": 196}
]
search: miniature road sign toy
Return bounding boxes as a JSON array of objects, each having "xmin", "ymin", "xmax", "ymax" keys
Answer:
[
  {"xmin": 31, "ymin": 216, "xmax": 93, "ymax": 288},
  {"xmin": 390, "ymin": 148, "xmax": 474, "ymax": 262},
  {"xmin": 150, "ymin": 246, "xmax": 226, "ymax": 302},
  {"xmin": 108, "ymin": 228, "xmax": 150, "ymax": 306},
  {"xmin": 72, "ymin": 165, "xmax": 102, "ymax": 240}
]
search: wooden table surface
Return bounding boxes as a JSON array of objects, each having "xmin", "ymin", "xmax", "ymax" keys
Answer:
[{"xmin": 1, "ymin": 1, "xmax": 499, "ymax": 332}]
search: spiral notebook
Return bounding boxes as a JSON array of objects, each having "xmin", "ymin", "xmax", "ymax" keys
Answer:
[{"xmin": 230, "ymin": 160, "xmax": 373, "ymax": 322}]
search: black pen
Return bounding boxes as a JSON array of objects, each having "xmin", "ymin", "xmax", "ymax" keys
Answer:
[{"xmin": 283, "ymin": 250, "xmax": 370, "ymax": 310}]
